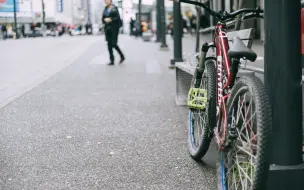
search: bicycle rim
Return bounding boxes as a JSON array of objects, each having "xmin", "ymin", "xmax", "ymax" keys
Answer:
[{"xmin": 220, "ymin": 75, "xmax": 272, "ymax": 190}]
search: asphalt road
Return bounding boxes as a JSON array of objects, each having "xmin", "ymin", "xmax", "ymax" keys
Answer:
[{"xmin": 0, "ymin": 35, "xmax": 216, "ymax": 189}]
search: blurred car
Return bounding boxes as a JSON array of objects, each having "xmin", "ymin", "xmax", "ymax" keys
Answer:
[
  {"xmin": 46, "ymin": 29, "xmax": 56, "ymax": 37},
  {"xmin": 25, "ymin": 28, "xmax": 43, "ymax": 38},
  {"xmin": 71, "ymin": 29, "xmax": 80, "ymax": 36}
]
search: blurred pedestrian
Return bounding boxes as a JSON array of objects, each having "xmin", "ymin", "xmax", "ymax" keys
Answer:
[
  {"xmin": 102, "ymin": 0, "xmax": 125, "ymax": 65},
  {"xmin": 190, "ymin": 16, "xmax": 196, "ymax": 34},
  {"xmin": 129, "ymin": 18, "xmax": 134, "ymax": 36},
  {"xmin": 169, "ymin": 22, "xmax": 174, "ymax": 37},
  {"xmin": 1, "ymin": 24, "xmax": 7, "ymax": 40},
  {"xmin": 134, "ymin": 19, "xmax": 140, "ymax": 37},
  {"xmin": 85, "ymin": 23, "xmax": 89, "ymax": 35},
  {"xmin": 31, "ymin": 23, "xmax": 36, "ymax": 37},
  {"xmin": 21, "ymin": 25, "xmax": 25, "ymax": 37}
]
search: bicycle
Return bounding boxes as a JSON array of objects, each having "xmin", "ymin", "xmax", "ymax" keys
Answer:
[{"xmin": 173, "ymin": 0, "xmax": 272, "ymax": 189}]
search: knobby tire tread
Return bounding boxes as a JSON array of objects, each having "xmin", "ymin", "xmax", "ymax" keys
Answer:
[
  {"xmin": 188, "ymin": 60, "xmax": 217, "ymax": 161},
  {"xmin": 225, "ymin": 75, "xmax": 272, "ymax": 190}
]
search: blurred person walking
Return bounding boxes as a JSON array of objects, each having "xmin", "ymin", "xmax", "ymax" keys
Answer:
[
  {"xmin": 129, "ymin": 18, "xmax": 134, "ymax": 36},
  {"xmin": 21, "ymin": 25, "xmax": 25, "ymax": 37},
  {"xmin": 31, "ymin": 23, "xmax": 36, "ymax": 37},
  {"xmin": 102, "ymin": 0, "xmax": 125, "ymax": 65},
  {"xmin": 1, "ymin": 24, "xmax": 7, "ymax": 40}
]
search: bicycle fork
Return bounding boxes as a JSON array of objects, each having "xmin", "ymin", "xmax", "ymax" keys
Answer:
[{"xmin": 193, "ymin": 42, "xmax": 214, "ymax": 88}]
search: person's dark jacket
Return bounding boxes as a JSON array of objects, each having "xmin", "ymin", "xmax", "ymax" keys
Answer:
[
  {"xmin": 102, "ymin": 5, "xmax": 121, "ymax": 33},
  {"xmin": 1, "ymin": 25, "xmax": 6, "ymax": 32}
]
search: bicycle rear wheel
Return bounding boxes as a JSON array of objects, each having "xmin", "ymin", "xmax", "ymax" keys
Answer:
[
  {"xmin": 219, "ymin": 75, "xmax": 272, "ymax": 190},
  {"xmin": 188, "ymin": 60, "xmax": 217, "ymax": 161}
]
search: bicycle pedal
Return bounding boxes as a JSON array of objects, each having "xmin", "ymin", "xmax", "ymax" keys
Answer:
[{"xmin": 187, "ymin": 87, "xmax": 208, "ymax": 110}]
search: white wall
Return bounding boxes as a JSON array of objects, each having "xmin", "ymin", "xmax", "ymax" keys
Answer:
[
  {"xmin": 91, "ymin": 0, "xmax": 104, "ymax": 24},
  {"xmin": 31, "ymin": 0, "xmax": 56, "ymax": 22},
  {"xmin": 31, "ymin": 0, "xmax": 42, "ymax": 13},
  {"xmin": 31, "ymin": 0, "xmax": 72, "ymax": 23},
  {"xmin": 45, "ymin": 0, "xmax": 56, "ymax": 19},
  {"xmin": 54, "ymin": 0, "xmax": 74, "ymax": 24},
  {"xmin": 71, "ymin": 0, "xmax": 85, "ymax": 24}
]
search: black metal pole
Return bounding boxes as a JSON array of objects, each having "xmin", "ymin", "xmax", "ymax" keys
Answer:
[
  {"xmin": 87, "ymin": 0, "xmax": 90, "ymax": 24},
  {"xmin": 155, "ymin": 0, "xmax": 161, "ymax": 42},
  {"xmin": 159, "ymin": 0, "xmax": 168, "ymax": 48},
  {"xmin": 170, "ymin": 1, "xmax": 182, "ymax": 66},
  {"xmin": 138, "ymin": 0, "xmax": 142, "ymax": 36},
  {"xmin": 42, "ymin": 0, "xmax": 45, "ymax": 31},
  {"xmin": 209, "ymin": 0, "xmax": 213, "ymax": 27},
  {"xmin": 13, "ymin": 0, "xmax": 18, "ymax": 39},
  {"xmin": 121, "ymin": 0, "xmax": 124, "ymax": 34},
  {"xmin": 195, "ymin": 6, "xmax": 201, "ymax": 52},
  {"xmin": 234, "ymin": 0, "xmax": 244, "ymax": 30},
  {"xmin": 265, "ymin": 0, "xmax": 304, "ymax": 189}
]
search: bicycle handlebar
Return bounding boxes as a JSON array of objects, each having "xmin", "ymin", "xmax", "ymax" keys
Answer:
[
  {"xmin": 177, "ymin": 0, "xmax": 263, "ymax": 21},
  {"xmin": 227, "ymin": 7, "xmax": 263, "ymax": 19},
  {"xmin": 178, "ymin": 0, "xmax": 220, "ymax": 18}
]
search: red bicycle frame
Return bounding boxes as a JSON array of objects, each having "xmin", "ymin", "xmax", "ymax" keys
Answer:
[{"xmin": 214, "ymin": 23, "xmax": 233, "ymax": 146}]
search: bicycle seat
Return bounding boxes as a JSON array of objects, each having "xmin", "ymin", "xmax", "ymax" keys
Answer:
[{"xmin": 228, "ymin": 37, "xmax": 257, "ymax": 62}]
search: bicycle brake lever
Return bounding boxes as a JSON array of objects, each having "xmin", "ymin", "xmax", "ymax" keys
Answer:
[
  {"xmin": 222, "ymin": 11, "xmax": 228, "ymax": 16},
  {"xmin": 255, "ymin": 6, "xmax": 264, "ymax": 13}
]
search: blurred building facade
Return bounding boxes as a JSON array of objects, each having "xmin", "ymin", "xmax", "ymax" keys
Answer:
[
  {"xmin": 0, "ymin": 0, "xmax": 265, "ymax": 39},
  {"xmin": 90, "ymin": 0, "xmax": 104, "ymax": 25},
  {"xmin": 0, "ymin": 0, "xmax": 100, "ymax": 25},
  {"xmin": 198, "ymin": 0, "xmax": 264, "ymax": 40},
  {"xmin": 0, "ymin": 0, "xmax": 73, "ymax": 24}
]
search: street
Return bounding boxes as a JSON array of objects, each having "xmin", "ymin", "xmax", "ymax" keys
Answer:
[
  {"xmin": 0, "ymin": 37, "xmax": 98, "ymax": 108},
  {"xmin": 0, "ymin": 36, "xmax": 217, "ymax": 189}
]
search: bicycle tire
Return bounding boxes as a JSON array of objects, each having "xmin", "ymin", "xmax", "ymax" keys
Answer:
[
  {"xmin": 219, "ymin": 75, "xmax": 272, "ymax": 190},
  {"xmin": 188, "ymin": 60, "xmax": 217, "ymax": 161}
]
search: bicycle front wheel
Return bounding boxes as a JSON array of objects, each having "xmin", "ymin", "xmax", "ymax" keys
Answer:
[
  {"xmin": 219, "ymin": 75, "xmax": 272, "ymax": 190},
  {"xmin": 188, "ymin": 60, "xmax": 217, "ymax": 161}
]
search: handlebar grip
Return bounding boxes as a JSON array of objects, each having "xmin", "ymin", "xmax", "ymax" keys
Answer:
[
  {"xmin": 255, "ymin": 6, "xmax": 264, "ymax": 13},
  {"xmin": 241, "ymin": 13, "xmax": 264, "ymax": 21}
]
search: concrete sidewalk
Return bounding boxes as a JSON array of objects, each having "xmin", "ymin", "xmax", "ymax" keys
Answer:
[
  {"xmin": 0, "ymin": 35, "xmax": 216, "ymax": 189},
  {"xmin": 0, "ymin": 36, "xmax": 98, "ymax": 108}
]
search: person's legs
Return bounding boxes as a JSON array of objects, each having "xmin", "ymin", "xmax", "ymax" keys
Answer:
[
  {"xmin": 113, "ymin": 45, "xmax": 125, "ymax": 63},
  {"xmin": 112, "ymin": 31, "xmax": 125, "ymax": 63},
  {"xmin": 106, "ymin": 31, "xmax": 115, "ymax": 65},
  {"xmin": 107, "ymin": 42, "xmax": 115, "ymax": 65}
]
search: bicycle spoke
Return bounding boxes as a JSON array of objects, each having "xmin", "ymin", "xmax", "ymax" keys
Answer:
[
  {"xmin": 225, "ymin": 90, "xmax": 258, "ymax": 190},
  {"xmin": 190, "ymin": 74, "xmax": 210, "ymax": 149}
]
